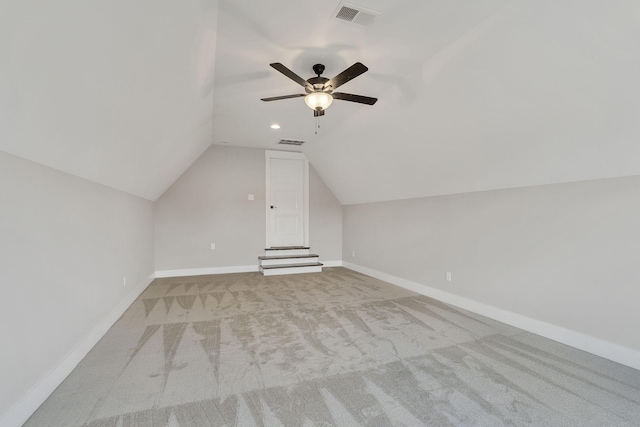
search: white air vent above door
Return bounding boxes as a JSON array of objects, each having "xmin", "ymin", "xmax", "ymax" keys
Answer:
[
  {"xmin": 278, "ymin": 139, "xmax": 305, "ymax": 146},
  {"xmin": 331, "ymin": 2, "xmax": 380, "ymax": 28}
]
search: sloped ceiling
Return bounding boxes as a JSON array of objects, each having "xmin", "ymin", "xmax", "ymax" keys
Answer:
[
  {"xmin": 2, "ymin": 0, "xmax": 640, "ymax": 204},
  {"xmin": 213, "ymin": 0, "xmax": 640, "ymax": 205},
  {"xmin": 0, "ymin": 0, "xmax": 218, "ymax": 200}
]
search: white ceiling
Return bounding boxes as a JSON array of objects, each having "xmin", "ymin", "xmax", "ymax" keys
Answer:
[{"xmin": 3, "ymin": 0, "xmax": 640, "ymax": 204}]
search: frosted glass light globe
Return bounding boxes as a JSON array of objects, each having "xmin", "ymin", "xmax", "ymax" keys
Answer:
[{"xmin": 305, "ymin": 92, "xmax": 333, "ymax": 111}]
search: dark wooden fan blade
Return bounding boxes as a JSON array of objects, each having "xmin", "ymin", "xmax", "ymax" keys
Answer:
[
  {"xmin": 332, "ymin": 92, "xmax": 378, "ymax": 105},
  {"xmin": 261, "ymin": 94, "xmax": 306, "ymax": 102},
  {"xmin": 326, "ymin": 62, "xmax": 368, "ymax": 90},
  {"xmin": 270, "ymin": 63, "xmax": 312, "ymax": 89}
]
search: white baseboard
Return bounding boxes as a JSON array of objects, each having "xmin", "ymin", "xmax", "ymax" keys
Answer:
[
  {"xmin": 155, "ymin": 262, "xmax": 342, "ymax": 278},
  {"xmin": 1, "ymin": 274, "xmax": 155, "ymax": 427},
  {"xmin": 155, "ymin": 265, "xmax": 259, "ymax": 278},
  {"xmin": 342, "ymin": 262, "xmax": 640, "ymax": 371},
  {"xmin": 321, "ymin": 260, "xmax": 343, "ymax": 267}
]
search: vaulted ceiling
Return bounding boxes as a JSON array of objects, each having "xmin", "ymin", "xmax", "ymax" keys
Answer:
[
  {"xmin": 3, "ymin": 0, "xmax": 640, "ymax": 204},
  {"xmin": 1, "ymin": 0, "xmax": 217, "ymax": 200}
]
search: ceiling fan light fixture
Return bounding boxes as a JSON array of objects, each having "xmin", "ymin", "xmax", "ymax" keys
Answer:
[
  {"xmin": 262, "ymin": 62, "xmax": 377, "ymax": 117},
  {"xmin": 305, "ymin": 92, "xmax": 333, "ymax": 111}
]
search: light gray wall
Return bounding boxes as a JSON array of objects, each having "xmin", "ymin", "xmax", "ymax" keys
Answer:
[
  {"xmin": 0, "ymin": 151, "xmax": 154, "ymax": 421},
  {"xmin": 343, "ymin": 175, "xmax": 640, "ymax": 352},
  {"xmin": 310, "ymin": 165, "xmax": 342, "ymax": 261},
  {"xmin": 154, "ymin": 145, "xmax": 342, "ymax": 271}
]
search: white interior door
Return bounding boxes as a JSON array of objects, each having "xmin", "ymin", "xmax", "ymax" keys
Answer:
[{"xmin": 266, "ymin": 151, "xmax": 309, "ymax": 248}]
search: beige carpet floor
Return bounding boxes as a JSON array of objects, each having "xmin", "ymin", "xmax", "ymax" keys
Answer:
[{"xmin": 26, "ymin": 267, "xmax": 640, "ymax": 426}]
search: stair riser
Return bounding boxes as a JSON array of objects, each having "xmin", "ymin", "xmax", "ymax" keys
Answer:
[
  {"xmin": 264, "ymin": 249, "xmax": 309, "ymax": 257},
  {"xmin": 260, "ymin": 265, "xmax": 323, "ymax": 276},
  {"xmin": 261, "ymin": 257, "xmax": 319, "ymax": 266}
]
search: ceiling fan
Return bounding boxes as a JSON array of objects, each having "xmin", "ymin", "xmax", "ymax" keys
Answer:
[{"xmin": 261, "ymin": 62, "xmax": 378, "ymax": 117}]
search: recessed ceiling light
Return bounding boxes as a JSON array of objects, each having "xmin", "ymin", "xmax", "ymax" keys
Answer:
[{"xmin": 270, "ymin": 124, "xmax": 281, "ymax": 129}]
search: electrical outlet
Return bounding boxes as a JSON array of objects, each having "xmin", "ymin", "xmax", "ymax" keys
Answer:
[
  {"xmin": 446, "ymin": 272, "xmax": 452, "ymax": 282},
  {"xmin": 352, "ymin": 251, "xmax": 356, "ymax": 257},
  {"xmin": 211, "ymin": 243, "xmax": 216, "ymax": 250},
  {"xmin": 123, "ymin": 277, "xmax": 127, "ymax": 287}
]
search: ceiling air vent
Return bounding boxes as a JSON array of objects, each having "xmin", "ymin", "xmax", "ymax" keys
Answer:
[
  {"xmin": 332, "ymin": 2, "xmax": 380, "ymax": 28},
  {"xmin": 278, "ymin": 139, "xmax": 305, "ymax": 146}
]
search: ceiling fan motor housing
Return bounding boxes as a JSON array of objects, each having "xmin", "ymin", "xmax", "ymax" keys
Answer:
[{"xmin": 306, "ymin": 76, "xmax": 330, "ymax": 93}]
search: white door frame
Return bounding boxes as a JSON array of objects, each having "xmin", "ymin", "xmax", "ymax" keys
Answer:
[{"xmin": 265, "ymin": 150, "xmax": 309, "ymax": 248}]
